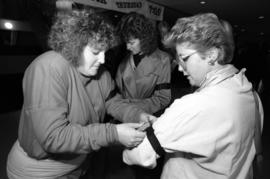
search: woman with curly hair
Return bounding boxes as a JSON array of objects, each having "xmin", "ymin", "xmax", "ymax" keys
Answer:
[
  {"xmin": 6, "ymin": 9, "xmax": 154, "ymax": 179},
  {"xmin": 116, "ymin": 12, "xmax": 171, "ymax": 119},
  {"xmin": 102, "ymin": 12, "xmax": 172, "ymax": 179}
]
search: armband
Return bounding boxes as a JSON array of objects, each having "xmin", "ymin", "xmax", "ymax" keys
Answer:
[
  {"xmin": 146, "ymin": 126, "xmax": 165, "ymax": 156},
  {"xmin": 154, "ymin": 83, "xmax": 171, "ymax": 91}
]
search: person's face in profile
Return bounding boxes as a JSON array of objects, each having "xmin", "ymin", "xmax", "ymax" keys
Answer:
[
  {"xmin": 77, "ymin": 44, "xmax": 105, "ymax": 77},
  {"xmin": 126, "ymin": 38, "xmax": 142, "ymax": 55},
  {"xmin": 176, "ymin": 42, "xmax": 210, "ymax": 87}
]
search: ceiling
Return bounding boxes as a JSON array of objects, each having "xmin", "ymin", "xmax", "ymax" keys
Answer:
[
  {"xmin": 0, "ymin": 0, "xmax": 269, "ymax": 52},
  {"xmin": 151, "ymin": 0, "xmax": 270, "ymax": 50}
]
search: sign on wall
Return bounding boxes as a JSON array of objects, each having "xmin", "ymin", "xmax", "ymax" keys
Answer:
[{"xmin": 73, "ymin": 0, "xmax": 164, "ymax": 21}]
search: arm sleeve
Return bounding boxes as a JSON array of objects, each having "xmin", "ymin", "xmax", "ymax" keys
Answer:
[
  {"xmin": 24, "ymin": 62, "xmax": 118, "ymax": 155},
  {"xmin": 123, "ymin": 134, "xmax": 158, "ymax": 169},
  {"xmin": 123, "ymin": 95, "xmax": 231, "ymax": 167},
  {"xmin": 128, "ymin": 55, "xmax": 171, "ymax": 114},
  {"xmin": 101, "ymin": 70, "xmax": 145, "ymax": 123}
]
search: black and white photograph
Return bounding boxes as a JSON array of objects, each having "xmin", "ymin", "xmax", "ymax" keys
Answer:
[{"xmin": 0, "ymin": 0, "xmax": 269, "ymax": 178}]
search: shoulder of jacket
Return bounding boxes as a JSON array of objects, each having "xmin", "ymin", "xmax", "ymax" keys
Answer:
[
  {"xmin": 33, "ymin": 51, "xmax": 67, "ymax": 67},
  {"xmin": 28, "ymin": 51, "xmax": 71, "ymax": 79},
  {"xmin": 152, "ymin": 48, "xmax": 171, "ymax": 64}
]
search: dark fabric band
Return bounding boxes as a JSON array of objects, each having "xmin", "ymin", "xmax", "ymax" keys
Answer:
[
  {"xmin": 155, "ymin": 83, "xmax": 171, "ymax": 91},
  {"xmin": 146, "ymin": 126, "xmax": 165, "ymax": 156},
  {"xmin": 105, "ymin": 88, "xmax": 118, "ymax": 102}
]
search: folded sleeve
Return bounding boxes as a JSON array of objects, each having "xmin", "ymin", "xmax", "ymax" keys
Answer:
[{"xmin": 123, "ymin": 136, "xmax": 158, "ymax": 169}]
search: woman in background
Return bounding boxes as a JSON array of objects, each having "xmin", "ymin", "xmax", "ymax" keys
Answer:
[
  {"xmin": 6, "ymin": 8, "xmax": 152, "ymax": 179},
  {"xmin": 123, "ymin": 13, "xmax": 264, "ymax": 179},
  {"xmin": 101, "ymin": 12, "xmax": 172, "ymax": 179},
  {"xmin": 116, "ymin": 12, "xmax": 172, "ymax": 117}
]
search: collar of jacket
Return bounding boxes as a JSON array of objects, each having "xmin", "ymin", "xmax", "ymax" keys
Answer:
[{"xmin": 197, "ymin": 64, "xmax": 239, "ymax": 92}]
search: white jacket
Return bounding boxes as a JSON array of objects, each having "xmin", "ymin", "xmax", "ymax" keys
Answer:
[{"xmin": 123, "ymin": 65, "xmax": 264, "ymax": 179}]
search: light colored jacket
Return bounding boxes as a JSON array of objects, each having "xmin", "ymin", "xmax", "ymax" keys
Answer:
[
  {"xmin": 123, "ymin": 65, "xmax": 264, "ymax": 179},
  {"xmin": 18, "ymin": 51, "xmax": 144, "ymax": 160},
  {"xmin": 115, "ymin": 48, "xmax": 171, "ymax": 115}
]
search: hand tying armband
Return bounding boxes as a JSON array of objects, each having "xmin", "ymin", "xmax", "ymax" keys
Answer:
[{"xmin": 137, "ymin": 121, "xmax": 151, "ymax": 131}]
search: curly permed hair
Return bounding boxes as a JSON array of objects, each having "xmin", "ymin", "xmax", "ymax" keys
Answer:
[
  {"xmin": 118, "ymin": 12, "xmax": 157, "ymax": 55},
  {"xmin": 164, "ymin": 13, "xmax": 234, "ymax": 64},
  {"xmin": 48, "ymin": 9, "xmax": 117, "ymax": 66}
]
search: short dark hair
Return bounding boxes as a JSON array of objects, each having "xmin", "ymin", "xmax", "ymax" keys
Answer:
[
  {"xmin": 118, "ymin": 12, "xmax": 157, "ymax": 55},
  {"xmin": 48, "ymin": 9, "xmax": 116, "ymax": 66}
]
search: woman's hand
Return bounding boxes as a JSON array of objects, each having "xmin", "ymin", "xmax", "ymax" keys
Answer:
[
  {"xmin": 116, "ymin": 123, "xmax": 145, "ymax": 148},
  {"xmin": 139, "ymin": 113, "xmax": 157, "ymax": 124}
]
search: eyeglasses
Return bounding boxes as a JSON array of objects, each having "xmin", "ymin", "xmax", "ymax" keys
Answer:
[
  {"xmin": 174, "ymin": 51, "xmax": 197, "ymax": 68},
  {"xmin": 178, "ymin": 51, "xmax": 197, "ymax": 63}
]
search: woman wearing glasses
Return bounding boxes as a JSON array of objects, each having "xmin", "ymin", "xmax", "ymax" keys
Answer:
[{"xmin": 122, "ymin": 13, "xmax": 264, "ymax": 179}]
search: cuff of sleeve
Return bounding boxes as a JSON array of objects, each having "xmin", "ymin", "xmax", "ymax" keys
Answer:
[
  {"xmin": 122, "ymin": 140, "xmax": 157, "ymax": 169},
  {"xmin": 132, "ymin": 111, "xmax": 142, "ymax": 123},
  {"xmin": 106, "ymin": 123, "xmax": 119, "ymax": 145}
]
